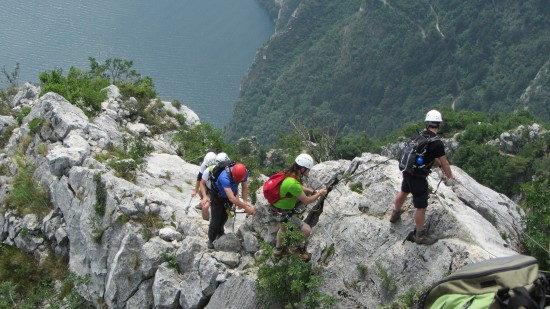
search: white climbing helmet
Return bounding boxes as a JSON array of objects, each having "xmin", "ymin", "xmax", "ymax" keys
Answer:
[
  {"xmin": 295, "ymin": 153, "xmax": 314, "ymax": 169},
  {"xmin": 425, "ymin": 109, "xmax": 443, "ymax": 122},
  {"xmin": 202, "ymin": 152, "xmax": 216, "ymax": 166},
  {"xmin": 215, "ymin": 152, "xmax": 230, "ymax": 164}
]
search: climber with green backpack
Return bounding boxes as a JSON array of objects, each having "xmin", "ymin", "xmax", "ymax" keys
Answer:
[{"xmin": 264, "ymin": 153, "xmax": 328, "ymax": 261}]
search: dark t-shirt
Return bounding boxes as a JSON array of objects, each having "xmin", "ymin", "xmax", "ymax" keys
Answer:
[{"xmin": 423, "ymin": 130, "xmax": 446, "ymax": 166}]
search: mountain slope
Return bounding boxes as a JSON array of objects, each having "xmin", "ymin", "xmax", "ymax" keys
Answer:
[{"xmin": 225, "ymin": 0, "xmax": 550, "ymax": 144}]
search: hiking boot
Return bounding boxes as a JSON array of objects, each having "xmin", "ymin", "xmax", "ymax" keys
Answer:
[
  {"xmin": 415, "ymin": 229, "xmax": 438, "ymax": 245},
  {"xmin": 195, "ymin": 203, "xmax": 202, "ymax": 210},
  {"xmin": 389, "ymin": 209, "xmax": 402, "ymax": 223},
  {"xmin": 207, "ymin": 240, "xmax": 215, "ymax": 249},
  {"xmin": 290, "ymin": 247, "xmax": 311, "ymax": 262}
]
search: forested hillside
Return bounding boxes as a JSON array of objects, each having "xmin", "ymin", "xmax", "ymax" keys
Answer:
[{"xmin": 225, "ymin": 0, "xmax": 550, "ymax": 144}]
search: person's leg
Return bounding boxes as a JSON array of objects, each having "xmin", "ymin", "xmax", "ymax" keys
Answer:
[
  {"xmin": 217, "ymin": 200, "xmax": 229, "ymax": 238},
  {"xmin": 202, "ymin": 203, "xmax": 210, "ymax": 221},
  {"xmin": 410, "ymin": 178, "xmax": 437, "ymax": 245},
  {"xmin": 273, "ymin": 224, "xmax": 288, "ymax": 257},
  {"xmin": 301, "ymin": 222, "xmax": 311, "ymax": 239},
  {"xmin": 208, "ymin": 195, "xmax": 224, "ymax": 245},
  {"xmin": 390, "ymin": 176, "xmax": 411, "ymax": 223},
  {"xmin": 410, "ymin": 176, "xmax": 429, "ymax": 229},
  {"xmin": 394, "ymin": 191, "xmax": 408, "ymax": 210},
  {"xmin": 285, "ymin": 217, "xmax": 310, "ymax": 261},
  {"xmin": 275, "ymin": 224, "xmax": 286, "ymax": 248},
  {"xmin": 415, "ymin": 208, "xmax": 427, "ymax": 231}
]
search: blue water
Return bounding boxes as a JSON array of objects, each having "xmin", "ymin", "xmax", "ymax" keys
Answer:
[{"xmin": 0, "ymin": 0, "xmax": 273, "ymax": 127}]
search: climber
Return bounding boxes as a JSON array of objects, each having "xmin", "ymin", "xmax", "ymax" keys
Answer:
[
  {"xmin": 207, "ymin": 162, "xmax": 255, "ymax": 249},
  {"xmin": 269, "ymin": 154, "xmax": 328, "ymax": 261},
  {"xmin": 192, "ymin": 151, "xmax": 217, "ymax": 210},
  {"xmin": 389, "ymin": 109, "xmax": 456, "ymax": 245},
  {"xmin": 199, "ymin": 152, "xmax": 230, "ymax": 221}
]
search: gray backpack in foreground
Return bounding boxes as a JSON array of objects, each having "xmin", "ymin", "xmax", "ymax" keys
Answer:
[{"xmin": 416, "ymin": 254, "xmax": 549, "ymax": 308}]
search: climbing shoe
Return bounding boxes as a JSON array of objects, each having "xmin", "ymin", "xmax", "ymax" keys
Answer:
[
  {"xmin": 415, "ymin": 229, "xmax": 438, "ymax": 245},
  {"xmin": 389, "ymin": 209, "xmax": 402, "ymax": 223},
  {"xmin": 290, "ymin": 247, "xmax": 311, "ymax": 262},
  {"xmin": 207, "ymin": 241, "xmax": 215, "ymax": 249}
]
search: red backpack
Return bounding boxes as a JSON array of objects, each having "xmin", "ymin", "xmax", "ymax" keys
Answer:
[{"xmin": 263, "ymin": 172, "xmax": 295, "ymax": 204}]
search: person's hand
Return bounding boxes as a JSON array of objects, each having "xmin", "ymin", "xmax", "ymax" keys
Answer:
[
  {"xmin": 245, "ymin": 204, "xmax": 256, "ymax": 216},
  {"xmin": 445, "ymin": 177, "xmax": 458, "ymax": 187},
  {"xmin": 319, "ymin": 188, "xmax": 328, "ymax": 197},
  {"xmin": 201, "ymin": 197, "xmax": 210, "ymax": 208},
  {"xmin": 191, "ymin": 190, "xmax": 197, "ymax": 198}
]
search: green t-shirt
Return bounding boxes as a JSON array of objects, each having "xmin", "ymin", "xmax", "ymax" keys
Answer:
[{"xmin": 273, "ymin": 176, "xmax": 303, "ymax": 210}]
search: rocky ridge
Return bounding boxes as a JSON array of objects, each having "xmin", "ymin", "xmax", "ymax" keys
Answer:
[{"xmin": 0, "ymin": 84, "xmax": 524, "ymax": 308}]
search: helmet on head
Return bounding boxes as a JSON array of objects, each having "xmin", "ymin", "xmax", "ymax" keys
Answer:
[
  {"xmin": 215, "ymin": 152, "xmax": 230, "ymax": 164},
  {"xmin": 425, "ymin": 110, "xmax": 443, "ymax": 122},
  {"xmin": 231, "ymin": 163, "xmax": 247, "ymax": 182},
  {"xmin": 203, "ymin": 152, "xmax": 216, "ymax": 166},
  {"xmin": 295, "ymin": 153, "xmax": 314, "ymax": 169}
]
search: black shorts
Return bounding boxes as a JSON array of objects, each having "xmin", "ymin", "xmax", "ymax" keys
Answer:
[{"xmin": 401, "ymin": 172, "xmax": 429, "ymax": 209}]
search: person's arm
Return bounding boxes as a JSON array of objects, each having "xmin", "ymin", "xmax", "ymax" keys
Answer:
[
  {"xmin": 192, "ymin": 171, "xmax": 203, "ymax": 197},
  {"xmin": 241, "ymin": 181, "xmax": 249, "ymax": 205},
  {"xmin": 297, "ymin": 187, "xmax": 328, "ymax": 205},
  {"xmin": 301, "ymin": 186, "xmax": 317, "ymax": 195},
  {"xmin": 199, "ymin": 179, "xmax": 210, "ymax": 208},
  {"xmin": 436, "ymin": 155, "xmax": 455, "ymax": 180},
  {"xmin": 224, "ymin": 186, "xmax": 255, "ymax": 215}
]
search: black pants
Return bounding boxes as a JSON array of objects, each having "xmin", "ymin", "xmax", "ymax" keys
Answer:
[{"xmin": 208, "ymin": 193, "xmax": 230, "ymax": 242}]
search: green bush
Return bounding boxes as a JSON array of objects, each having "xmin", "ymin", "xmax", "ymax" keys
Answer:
[
  {"xmin": 376, "ymin": 261, "xmax": 397, "ymax": 295},
  {"xmin": 255, "ymin": 223, "xmax": 335, "ymax": 308},
  {"xmin": 27, "ymin": 116, "xmax": 45, "ymax": 134},
  {"xmin": 96, "ymin": 137, "xmax": 153, "ymax": 181},
  {"xmin": 173, "ymin": 123, "xmax": 226, "ymax": 161},
  {"xmin": 93, "ymin": 173, "xmax": 107, "ymax": 216},
  {"xmin": 520, "ymin": 179, "xmax": 550, "ymax": 270},
  {"xmin": 39, "ymin": 57, "xmax": 157, "ymax": 118},
  {"xmin": 0, "ymin": 124, "xmax": 16, "ymax": 148},
  {"xmin": 161, "ymin": 251, "xmax": 180, "ymax": 274},
  {"xmin": 15, "ymin": 106, "xmax": 31, "ymax": 125},
  {"xmin": 39, "ymin": 67, "xmax": 109, "ymax": 117},
  {"xmin": 4, "ymin": 159, "xmax": 51, "ymax": 217},
  {"xmin": 0, "ymin": 245, "xmax": 89, "ymax": 308}
]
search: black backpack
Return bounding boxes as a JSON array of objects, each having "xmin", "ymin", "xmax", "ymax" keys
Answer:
[
  {"xmin": 399, "ymin": 131, "xmax": 439, "ymax": 176},
  {"xmin": 208, "ymin": 161, "xmax": 236, "ymax": 194}
]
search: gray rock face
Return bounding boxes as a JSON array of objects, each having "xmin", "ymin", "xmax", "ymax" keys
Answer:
[
  {"xmin": 10, "ymin": 82, "xmax": 40, "ymax": 107},
  {"xmin": 0, "ymin": 89, "xmax": 528, "ymax": 308},
  {"xmin": 0, "ymin": 115, "xmax": 15, "ymax": 136}
]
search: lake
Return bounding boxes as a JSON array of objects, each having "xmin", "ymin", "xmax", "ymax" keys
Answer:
[{"xmin": 0, "ymin": 0, "xmax": 274, "ymax": 127}]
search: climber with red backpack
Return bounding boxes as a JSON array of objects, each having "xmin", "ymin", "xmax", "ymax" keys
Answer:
[{"xmin": 265, "ymin": 153, "xmax": 328, "ymax": 261}]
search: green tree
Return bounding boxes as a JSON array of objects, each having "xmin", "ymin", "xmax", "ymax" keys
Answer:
[{"xmin": 88, "ymin": 57, "xmax": 140, "ymax": 84}]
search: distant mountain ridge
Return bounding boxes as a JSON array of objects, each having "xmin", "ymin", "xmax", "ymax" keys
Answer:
[{"xmin": 225, "ymin": 0, "xmax": 550, "ymax": 144}]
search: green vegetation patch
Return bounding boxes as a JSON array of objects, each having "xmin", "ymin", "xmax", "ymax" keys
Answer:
[
  {"xmin": 255, "ymin": 222, "xmax": 335, "ymax": 308},
  {"xmin": 0, "ymin": 245, "xmax": 89, "ymax": 308},
  {"xmin": 4, "ymin": 159, "xmax": 51, "ymax": 218}
]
